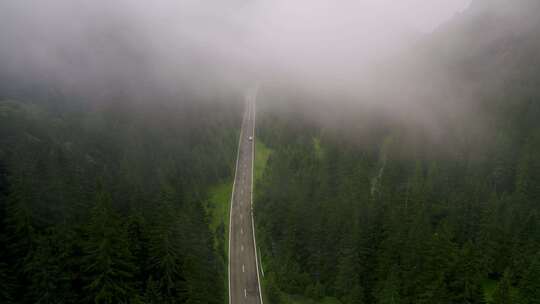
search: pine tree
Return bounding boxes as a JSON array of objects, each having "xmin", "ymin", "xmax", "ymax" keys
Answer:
[
  {"xmin": 375, "ymin": 268, "xmax": 401, "ymax": 304},
  {"xmin": 305, "ymin": 281, "xmax": 325, "ymax": 300},
  {"xmin": 0, "ymin": 163, "xmax": 13, "ymax": 303},
  {"xmin": 142, "ymin": 277, "xmax": 164, "ymax": 304},
  {"xmin": 24, "ymin": 227, "xmax": 77, "ymax": 303},
  {"xmin": 3, "ymin": 176, "xmax": 35, "ymax": 300},
  {"xmin": 265, "ymin": 273, "xmax": 282, "ymax": 304},
  {"xmin": 519, "ymin": 252, "xmax": 540, "ymax": 304},
  {"xmin": 82, "ymin": 189, "xmax": 136, "ymax": 304},
  {"xmin": 126, "ymin": 212, "xmax": 150, "ymax": 289},
  {"xmin": 181, "ymin": 199, "xmax": 224, "ymax": 304},
  {"xmin": 0, "ymin": 262, "xmax": 13, "ymax": 304},
  {"xmin": 416, "ymin": 224, "xmax": 455, "ymax": 304},
  {"xmin": 148, "ymin": 185, "xmax": 186, "ymax": 303},
  {"xmin": 493, "ymin": 269, "xmax": 513, "ymax": 304},
  {"xmin": 450, "ymin": 242, "xmax": 486, "ymax": 304},
  {"xmin": 335, "ymin": 231, "xmax": 363, "ymax": 303}
]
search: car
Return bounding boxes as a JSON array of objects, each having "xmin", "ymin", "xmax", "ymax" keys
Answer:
[{"xmin": 249, "ymin": 136, "xmax": 253, "ymax": 141}]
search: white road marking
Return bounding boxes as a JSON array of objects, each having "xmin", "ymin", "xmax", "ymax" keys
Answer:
[
  {"xmin": 241, "ymin": 245, "xmax": 244, "ymax": 252},
  {"xmin": 227, "ymin": 94, "xmax": 248, "ymax": 304},
  {"xmin": 229, "ymin": 89, "xmax": 263, "ymax": 304}
]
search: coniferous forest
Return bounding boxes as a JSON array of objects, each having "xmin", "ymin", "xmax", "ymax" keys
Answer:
[
  {"xmin": 2, "ymin": 1, "xmax": 540, "ymax": 304},
  {"xmin": 254, "ymin": 5, "xmax": 540, "ymax": 304},
  {"xmin": 0, "ymin": 85, "xmax": 241, "ymax": 303}
]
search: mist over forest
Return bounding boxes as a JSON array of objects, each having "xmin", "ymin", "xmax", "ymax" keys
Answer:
[{"xmin": 1, "ymin": 0, "xmax": 540, "ymax": 303}]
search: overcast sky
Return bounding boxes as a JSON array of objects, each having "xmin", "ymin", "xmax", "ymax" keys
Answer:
[{"xmin": 370, "ymin": 0, "xmax": 472, "ymax": 32}]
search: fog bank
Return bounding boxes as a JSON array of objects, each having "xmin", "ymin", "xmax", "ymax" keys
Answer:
[
  {"xmin": 0, "ymin": 1, "xmax": 473, "ymax": 98},
  {"xmin": 2, "ymin": 0, "xmax": 538, "ymax": 127}
]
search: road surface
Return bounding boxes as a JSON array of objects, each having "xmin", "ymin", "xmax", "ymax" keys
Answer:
[{"xmin": 228, "ymin": 88, "xmax": 263, "ymax": 304}]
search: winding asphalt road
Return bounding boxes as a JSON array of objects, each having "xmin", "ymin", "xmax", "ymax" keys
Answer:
[{"xmin": 228, "ymin": 88, "xmax": 263, "ymax": 304}]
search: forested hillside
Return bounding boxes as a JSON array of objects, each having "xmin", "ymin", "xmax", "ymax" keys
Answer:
[
  {"xmin": 254, "ymin": 4, "xmax": 540, "ymax": 304},
  {"xmin": 2, "ymin": 1, "xmax": 540, "ymax": 303},
  {"xmin": 0, "ymin": 86, "xmax": 241, "ymax": 303}
]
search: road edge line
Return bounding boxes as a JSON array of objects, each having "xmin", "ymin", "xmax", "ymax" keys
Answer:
[{"xmin": 250, "ymin": 86, "xmax": 264, "ymax": 304}]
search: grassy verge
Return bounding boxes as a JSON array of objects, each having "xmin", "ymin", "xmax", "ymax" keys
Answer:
[
  {"xmin": 206, "ymin": 129, "xmax": 241, "ymax": 304},
  {"xmin": 255, "ymin": 139, "xmax": 272, "ymax": 183},
  {"xmin": 254, "ymin": 138, "xmax": 272, "ymax": 302},
  {"xmin": 207, "ymin": 182, "xmax": 233, "ymax": 256},
  {"xmin": 207, "ymin": 180, "xmax": 233, "ymax": 304}
]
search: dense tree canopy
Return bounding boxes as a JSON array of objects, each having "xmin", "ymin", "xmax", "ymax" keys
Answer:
[
  {"xmin": 254, "ymin": 7, "xmax": 540, "ymax": 304},
  {"xmin": 0, "ymin": 86, "xmax": 240, "ymax": 303}
]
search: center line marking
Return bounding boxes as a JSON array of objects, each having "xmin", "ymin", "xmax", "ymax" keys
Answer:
[
  {"xmin": 244, "ymin": 288, "xmax": 247, "ymax": 298},
  {"xmin": 241, "ymin": 245, "xmax": 244, "ymax": 252},
  {"xmin": 242, "ymin": 264, "xmax": 245, "ymax": 272},
  {"xmin": 241, "ymin": 228, "xmax": 244, "ymax": 234}
]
